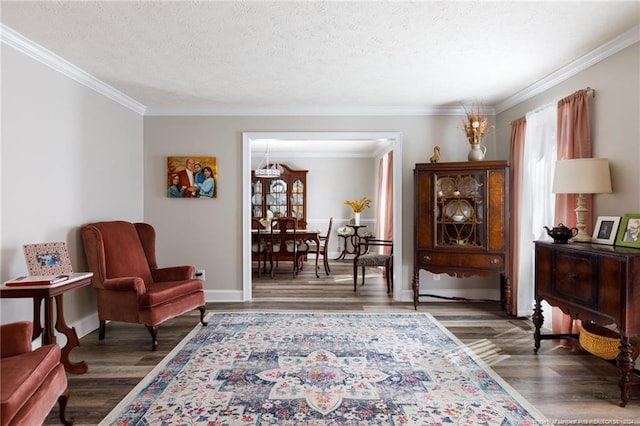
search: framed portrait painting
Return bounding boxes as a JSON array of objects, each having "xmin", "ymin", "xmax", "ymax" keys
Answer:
[
  {"xmin": 167, "ymin": 156, "xmax": 218, "ymax": 199},
  {"xmin": 615, "ymin": 213, "xmax": 640, "ymax": 248},
  {"xmin": 591, "ymin": 216, "xmax": 620, "ymax": 245},
  {"xmin": 23, "ymin": 242, "xmax": 73, "ymax": 275}
]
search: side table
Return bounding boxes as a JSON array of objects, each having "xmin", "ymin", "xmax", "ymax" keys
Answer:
[
  {"xmin": 335, "ymin": 224, "xmax": 367, "ymax": 260},
  {"xmin": 1, "ymin": 272, "xmax": 93, "ymax": 374}
]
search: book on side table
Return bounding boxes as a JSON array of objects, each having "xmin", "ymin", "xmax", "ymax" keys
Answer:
[{"xmin": 5, "ymin": 274, "xmax": 70, "ymax": 286}]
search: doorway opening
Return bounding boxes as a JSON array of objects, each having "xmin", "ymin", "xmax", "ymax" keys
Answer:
[{"xmin": 242, "ymin": 132, "xmax": 403, "ymax": 301}]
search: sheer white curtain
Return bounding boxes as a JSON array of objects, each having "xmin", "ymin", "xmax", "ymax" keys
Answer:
[{"xmin": 516, "ymin": 103, "xmax": 557, "ymax": 316}]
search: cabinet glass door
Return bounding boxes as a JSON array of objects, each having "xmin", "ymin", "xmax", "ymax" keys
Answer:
[
  {"xmin": 268, "ymin": 178, "xmax": 288, "ymax": 217},
  {"xmin": 291, "ymin": 178, "xmax": 304, "ymax": 224},
  {"xmin": 251, "ymin": 178, "xmax": 263, "ymax": 218},
  {"xmin": 435, "ymin": 173, "xmax": 484, "ymax": 247}
]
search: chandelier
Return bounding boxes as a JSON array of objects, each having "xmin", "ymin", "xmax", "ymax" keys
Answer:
[{"xmin": 254, "ymin": 139, "xmax": 281, "ymax": 178}]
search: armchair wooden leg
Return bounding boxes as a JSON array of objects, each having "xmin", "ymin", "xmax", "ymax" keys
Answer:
[
  {"xmin": 58, "ymin": 388, "xmax": 74, "ymax": 426},
  {"xmin": 146, "ymin": 325, "xmax": 159, "ymax": 351},
  {"xmin": 98, "ymin": 320, "xmax": 106, "ymax": 340},
  {"xmin": 198, "ymin": 305, "xmax": 208, "ymax": 326}
]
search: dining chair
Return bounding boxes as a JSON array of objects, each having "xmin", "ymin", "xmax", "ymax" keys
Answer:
[
  {"xmin": 310, "ymin": 217, "xmax": 333, "ymax": 275},
  {"xmin": 353, "ymin": 238, "xmax": 393, "ymax": 294},
  {"xmin": 270, "ymin": 217, "xmax": 307, "ymax": 277},
  {"xmin": 251, "ymin": 218, "xmax": 269, "ymax": 277}
]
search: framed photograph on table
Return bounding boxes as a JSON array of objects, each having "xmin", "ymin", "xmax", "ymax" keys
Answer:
[
  {"xmin": 23, "ymin": 241, "xmax": 73, "ymax": 275},
  {"xmin": 615, "ymin": 213, "xmax": 640, "ymax": 248},
  {"xmin": 591, "ymin": 216, "xmax": 621, "ymax": 245}
]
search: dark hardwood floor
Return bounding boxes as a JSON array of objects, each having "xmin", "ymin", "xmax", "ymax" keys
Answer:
[{"xmin": 46, "ymin": 259, "xmax": 639, "ymax": 425}]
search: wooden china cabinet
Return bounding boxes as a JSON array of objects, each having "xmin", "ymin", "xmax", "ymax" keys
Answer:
[
  {"xmin": 413, "ymin": 161, "xmax": 511, "ymax": 312},
  {"xmin": 251, "ymin": 163, "xmax": 308, "ymax": 229}
]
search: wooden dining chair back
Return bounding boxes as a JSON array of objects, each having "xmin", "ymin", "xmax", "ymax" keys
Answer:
[
  {"xmin": 318, "ymin": 217, "xmax": 333, "ymax": 275},
  {"xmin": 353, "ymin": 238, "xmax": 394, "ymax": 294},
  {"xmin": 270, "ymin": 216, "xmax": 301, "ymax": 277}
]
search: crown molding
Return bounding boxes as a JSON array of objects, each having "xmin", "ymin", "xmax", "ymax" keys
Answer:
[
  {"xmin": 495, "ymin": 24, "xmax": 640, "ymax": 114},
  {"xmin": 143, "ymin": 104, "xmax": 467, "ymax": 116},
  {"xmin": 1, "ymin": 24, "xmax": 147, "ymax": 115}
]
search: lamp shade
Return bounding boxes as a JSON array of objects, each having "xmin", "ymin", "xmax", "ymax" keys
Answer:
[{"xmin": 552, "ymin": 158, "xmax": 612, "ymax": 194}]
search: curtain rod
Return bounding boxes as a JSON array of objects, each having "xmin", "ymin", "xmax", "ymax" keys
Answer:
[
  {"xmin": 509, "ymin": 86, "xmax": 595, "ymax": 124},
  {"xmin": 585, "ymin": 86, "xmax": 595, "ymax": 97}
]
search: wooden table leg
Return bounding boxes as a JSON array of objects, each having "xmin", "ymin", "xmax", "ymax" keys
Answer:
[
  {"xmin": 617, "ymin": 336, "xmax": 635, "ymax": 407},
  {"xmin": 532, "ymin": 298, "xmax": 544, "ymax": 353},
  {"xmin": 335, "ymin": 235, "xmax": 349, "ymax": 260},
  {"xmin": 43, "ymin": 296, "xmax": 56, "ymax": 345},
  {"xmin": 53, "ymin": 294, "xmax": 88, "ymax": 374},
  {"xmin": 32, "ymin": 296, "xmax": 44, "ymax": 341}
]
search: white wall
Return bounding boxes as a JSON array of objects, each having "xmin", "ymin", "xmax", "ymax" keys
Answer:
[{"xmin": 0, "ymin": 46, "xmax": 144, "ymax": 336}]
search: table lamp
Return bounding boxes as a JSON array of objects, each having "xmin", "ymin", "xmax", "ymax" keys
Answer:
[{"xmin": 552, "ymin": 158, "xmax": 612, "ymax": 242}]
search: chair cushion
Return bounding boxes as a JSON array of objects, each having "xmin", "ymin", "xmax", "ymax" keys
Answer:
[
  {"xmin": 0, "ymin": 344, "xmax": 61, "ymax": 425},
  {"xmin": 356, "ymin": 254, "xmax": 391, "ymax": 266},
  {"xmin": 252, "ymin": 242, "xmax": 266, "ymax": 252},
  {"xmin": 271, "ymin": 241, "xmax": 298, "ymax": 253},
  {"xmin": 139, "ymin": 279, "xmax": 204, "ymax": 308}
]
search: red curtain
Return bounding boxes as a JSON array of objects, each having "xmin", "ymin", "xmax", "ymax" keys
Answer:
[
  {"xmin": 552, "ymin": 89, "xmax": 593, "ymax": 339},
  {"xmin": 555, "ymin": 89, "xmax": 594, "ymax": 231}
]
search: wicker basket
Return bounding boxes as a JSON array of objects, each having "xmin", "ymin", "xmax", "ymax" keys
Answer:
[{"xmin": 579, "ymin": 322, "xmax": 638, "ymax": 361}]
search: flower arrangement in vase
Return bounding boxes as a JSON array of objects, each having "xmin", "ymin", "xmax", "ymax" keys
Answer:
[
  {"xmin": 259, "ymin": 210, "xmax": 274, "ymax": 231},
  {"xmin": 344, "ymin": 197, "xmax": 371, "ymax": 226},
  {"xmin": 462, "ymin": 103, "xmax": 492, "ymax": 161}
]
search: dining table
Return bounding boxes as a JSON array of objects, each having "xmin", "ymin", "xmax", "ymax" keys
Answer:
[{"xmin": 252, "ymin": 228, "xmax": 321, "ymax": 277}]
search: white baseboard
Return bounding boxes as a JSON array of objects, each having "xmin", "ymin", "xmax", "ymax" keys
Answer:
[{"xmin": 204, "ymin": 289, "xmax": 244, "ymax": 302}]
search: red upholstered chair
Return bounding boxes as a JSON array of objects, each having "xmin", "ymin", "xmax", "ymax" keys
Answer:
[
  {"xmin": 0, "ymin": 321, "xmax": 72, "ymax": 426},
  {"xmin": 81, "ymin": 221, "xmax": 207, "ymax": 351}
]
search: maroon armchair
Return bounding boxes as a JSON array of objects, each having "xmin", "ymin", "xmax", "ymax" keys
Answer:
[
  {"xmin": 81, "ymin": 220, "xmax": 207, "ymax": 351},
  {"xmin": 0, "ymin": 321, "xmax": 72, "ymax": 426}
]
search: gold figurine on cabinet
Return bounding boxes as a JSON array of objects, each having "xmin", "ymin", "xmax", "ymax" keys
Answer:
[{"xmin": 429, "ymin": 146, "xmax": 440, "ymax": 163}]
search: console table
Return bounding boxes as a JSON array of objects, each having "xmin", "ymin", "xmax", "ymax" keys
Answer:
[
  {"xmin": 533, "ymin": 241, "xmax": 640, "ymax": 406},
  {"xmin": 1, "ymin": 272, "xmax": 93, "ymax": 374}
]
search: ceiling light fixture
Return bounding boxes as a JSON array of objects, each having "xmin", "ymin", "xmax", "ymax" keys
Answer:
[{"xmin": 254, "ymin": 139, "xmax": 281, "ymax": 178}]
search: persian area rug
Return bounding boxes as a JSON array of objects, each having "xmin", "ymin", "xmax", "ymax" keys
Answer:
[{"xmin": 101, "ymin": 312, "xmax": 546, "ymax": 425}]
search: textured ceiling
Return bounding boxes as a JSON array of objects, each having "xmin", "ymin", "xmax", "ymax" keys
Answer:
[{"xmin": 1, "ymin": 1, "xmax": 639, "ymax": 115}]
